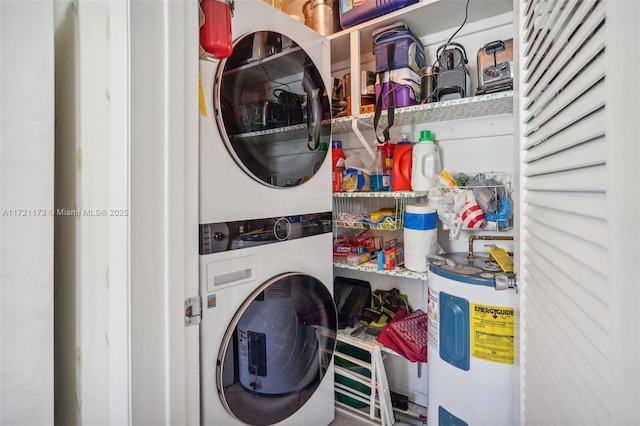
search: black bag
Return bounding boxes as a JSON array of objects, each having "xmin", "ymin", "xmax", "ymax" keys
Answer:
[
  {"xmin": 372, "ymin": 22, "xmax": 426, "ymax": 143},
  {"xmin": 373, "ymin": 42, "xmax": 396, "ymax": 144},
  {"xmin": 334, "ymin": 276, "xmax": 372, "ymax": 329},
  {"xmin": 372, "ymin": 21, "xmax": 426, "ymax": 74}
]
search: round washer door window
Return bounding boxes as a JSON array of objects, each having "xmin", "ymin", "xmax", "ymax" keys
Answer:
[
  {"xmin": 216, "ymin": 273, "xmax": 337, "ymax": 425},
  {"xmin": 214, "ymin": 30, "xmax": 331, "ymax": 188}
]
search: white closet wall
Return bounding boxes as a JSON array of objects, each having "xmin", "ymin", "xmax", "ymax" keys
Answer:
[{"xmin": 1, "ymin": 1, "xmax": 55, "ymax": 424}]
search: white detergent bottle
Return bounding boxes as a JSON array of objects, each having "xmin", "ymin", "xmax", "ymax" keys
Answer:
[{"xmin": 411, "ymin": 130, "xmax": 442, "ymax": 191}]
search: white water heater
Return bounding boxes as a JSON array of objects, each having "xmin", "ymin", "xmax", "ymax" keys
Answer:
[{"xmin": 427, "ymin": 253, "xmax": 519, "ymax": 426}]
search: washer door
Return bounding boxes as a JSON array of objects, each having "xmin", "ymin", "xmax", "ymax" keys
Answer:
[
  {"xmin": 217, "ymin": 273, "xmax": 337, "ymax": 426},
  {"xmin": 214, "ymin": 30, "xmax": 331, "ymax": 188}
]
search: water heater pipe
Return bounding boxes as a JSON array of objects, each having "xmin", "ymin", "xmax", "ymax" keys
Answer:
[{"xmin": 466, "ymin": 235, "xmax": 514, "ymax": 261}]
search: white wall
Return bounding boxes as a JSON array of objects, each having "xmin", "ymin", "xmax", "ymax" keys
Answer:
[
  {"xmin": 2, "ymin": 1, "xmax": 198, "ymax": 423},
  {"xmin": 0, "ymin": 1, "xmax": 55, "ymax": 424}
]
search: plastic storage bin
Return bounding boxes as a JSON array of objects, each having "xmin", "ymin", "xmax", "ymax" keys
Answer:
[
  {"xmin": 374, "ymin": 68, "xmax": 421, "ymax": 110},
  {"xmin": 338, "ymin": 0, "xmax": 419, "ymax": 29},
  {"xmin": 372, "ymin": 21, "xmax": 426, "ymax": 74}
]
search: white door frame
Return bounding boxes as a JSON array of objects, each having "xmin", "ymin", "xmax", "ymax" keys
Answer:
[{"xmin": 109, "ymin": 0, "xmax": 200, "ymax": 424}]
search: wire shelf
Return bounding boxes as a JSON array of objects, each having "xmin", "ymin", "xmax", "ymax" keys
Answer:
[{"xmin": 333, "ymin": 194, "xmax": 428, "ymax": 231}]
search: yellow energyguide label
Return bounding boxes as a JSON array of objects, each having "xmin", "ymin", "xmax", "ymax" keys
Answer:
[
  {"xmin": 471, "ymin": 303, "xmax": 515, "ymax": 364},
  {"xmin": 199, "ymin": 74, "xmax": 207, "ymax": 117}
]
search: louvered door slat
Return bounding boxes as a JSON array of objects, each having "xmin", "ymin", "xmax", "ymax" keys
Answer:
[
  {"xmin": 524, "ymin": 191, "xmax": 607, "ymax": 219},
  {"xmin": 523, "ymin": 0, "xmax": 572, "ymax": 70},
  {"xmin": 524, "ymin": 1, "xmax": 604, "ymax": 92},
  {"xmin": 525, "ymin": 240, "xmax": 609, "ymax": 315},
  {"xmin": 524, "ymin": 135, "xmax": 605, "ymax": 175},
  {"xmin": 522, "ymin": 310, "xmax": 610, "ymax": 423},
  {"xmin": 523, "ymin": 0, "xmax": 565, "ymax": 66},
  {"xmin": 523, "ymin": 0, "xmax": 582, "ymax": 75},
  {"xmin": 524, "ymin": 109, "xmax": 605, "ymax": 163},
  {"xmin": 524, "ymin": 53, "xmax": 605, "ymax": 130},
  {"xmin": 522, "ymin": 328, "xmax": 610, "ymax": 425},
  {"xmin": 523, "ymin": 1, "xmax": 539, "ymax": 43},
  {"xmin": 524, "ymin": 31, "xmax": 605, "ymax": 122},
  {"xmin": 523, "ymin": 0, "xmax": 535, "ymax": 31},
  {"xmin": 523, "ymin": 278, "xmax": 610, "ymax": 389},
  {"xmin": 523, "ymin": 222, "xmax": 607, "ymax": 276},
  {"xmin": 525, "ymin": 204, "xmax": 607, "ymax": 245},
  {"xmin": 530, "ymin": 248, "xmax": 611, "ymax": 332},
  {"xmin": 523, "ymin": 164, "xmax": 607, "ymax": 192},
  {"xmin": 524, "ymin": 261, "xmax": 609, "ymax": 368},
  {"xmin": 523, "ymin": 79, "xmax": 605, "ymax": 141},
  {"xmin": 523, "ymin": 233, "xmax": 609, "ymax": 302}
]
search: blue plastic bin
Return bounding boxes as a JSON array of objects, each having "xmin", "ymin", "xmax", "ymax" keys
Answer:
[{"xmin": 338, "ymin": 0, "xmax": 419, "ymax": 29}]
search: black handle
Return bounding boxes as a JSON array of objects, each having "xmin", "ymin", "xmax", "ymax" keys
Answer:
[
  {"xmin": 373, "ymin": 43, "xmax": 395, "ymax": 144},
  {"xmin": 302, "ymin": 67, "xmax": 322, "ymax": 151},
  {"xmin": 483, "ymin": 40, "xmax": 505, "ymax": 55}
]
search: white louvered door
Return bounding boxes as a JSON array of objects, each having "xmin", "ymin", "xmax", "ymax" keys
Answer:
[{"xmin": 517, "ymin": 0, "xmax": 640, "ymax": 424}]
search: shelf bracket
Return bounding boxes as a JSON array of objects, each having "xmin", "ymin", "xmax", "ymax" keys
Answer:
[{"xmin": 352, "ymin": 119, "xmax": 376, "ymax": 161}]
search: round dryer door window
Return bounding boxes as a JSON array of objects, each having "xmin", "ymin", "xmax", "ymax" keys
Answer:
[
  {"xmin": 216, "ymin": 273, "xmax": 337, "ymax": 426},
  {"xmin": 214, "ymin": 30, "xmax": 331, "ymax": 188}
]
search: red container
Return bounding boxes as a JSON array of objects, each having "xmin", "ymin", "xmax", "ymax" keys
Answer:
[
  {"xmin": 392, "ymin": 136, "xmax": 412, "ymax": 191},
  {"xmin": 332, "ymin": 140, "xmax": 346, "ymax": 192},
  {"xmin": 382, "ymin": 141, "xmax": 394, "ymax": 174},
  {"xmin": 200, "ymin": 0, "xmax": 233, "ymax": 59}
]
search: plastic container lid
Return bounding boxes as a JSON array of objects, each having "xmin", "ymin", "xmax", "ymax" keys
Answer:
[
  {"xmin": 332, "ymin": 140, "xmax": 343, "ymax": 149},
  {"xmin": 419, "ymin": 130, "xmax": 433, "ymax": 142},
  {"xmin": 398, "ymin": 133, "xmax": 412, "ymax": 145},
  {"xmin": 406, "ymin": 203, "xmax": 437, "ymax": 214}
]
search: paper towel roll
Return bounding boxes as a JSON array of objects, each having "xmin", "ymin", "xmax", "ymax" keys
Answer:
[{"xmin": 403, "ymin": 204, "xmax": 438, "ymax": 272}]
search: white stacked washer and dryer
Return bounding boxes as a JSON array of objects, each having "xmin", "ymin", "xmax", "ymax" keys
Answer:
[{"xmin": 198, "ymin": 2, "xmax": 337, "ymax": 425}]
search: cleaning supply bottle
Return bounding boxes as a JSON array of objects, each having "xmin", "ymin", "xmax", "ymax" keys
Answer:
[
  {"xmin": 392, "ymin": 134, "xmax": 413, "ymax": 191},
  {"xmin": 332, "ymin": 140, "xmax": 346, "ymax": 192},
  {"xmin": 411, "ymin": 130, "xmax": 442, "ymax": 191},
  {"xmin": 371, "ymin": 145, "xmax": 391, "ymax": 192},
  {"xmin": 380, "ymin": 140, "xmax": 394, "ymax": 191}
]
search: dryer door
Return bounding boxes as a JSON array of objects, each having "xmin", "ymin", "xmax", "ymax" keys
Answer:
[
  {"xmin": 217, "ymin": 273, "xmax": 337, "ymax": 426},
  {"xmin": 214, "ymin": 30, "xmax": 331, "ymax": 188}
]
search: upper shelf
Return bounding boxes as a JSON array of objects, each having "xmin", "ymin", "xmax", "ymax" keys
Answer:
[
  {"xmin": 229, "ymin": 123, "xmax": 309, "ymax": 145},
  {"xmin": 230, "ymin": 91, "xmax": 513, "ymax": 143},
  {"xmin": 332, "ymin": 91, "xmax": 514, "ymax": 135},
  {"xmin": 328, "ymin": 0, "xmax": 514, "ymax": 65}
]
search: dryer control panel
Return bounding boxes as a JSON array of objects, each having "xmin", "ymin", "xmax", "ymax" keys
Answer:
[{"xmin": 199, "ymin": 211, "xmax": 332, "ymax": 254}]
